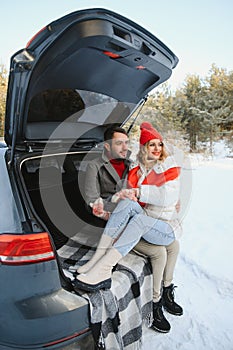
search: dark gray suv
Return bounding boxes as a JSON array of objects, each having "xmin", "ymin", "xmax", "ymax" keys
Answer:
[{"xmin": 0, "ymin": 8, "xmax": 178, "ymax": 349}]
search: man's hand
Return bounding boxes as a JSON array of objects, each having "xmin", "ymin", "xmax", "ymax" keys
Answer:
[
  {"xmin": 91, "ymin": 197, "xmax": 104, "ymax": 217},
  {"xmin": 90, "ymin": 198, "xmax": 110, "ymax": 220}
]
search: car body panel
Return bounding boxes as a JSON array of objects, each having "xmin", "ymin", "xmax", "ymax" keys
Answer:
[{"xmin": 0, "ymin": 255, "xmax": 90, "ymax": 348}]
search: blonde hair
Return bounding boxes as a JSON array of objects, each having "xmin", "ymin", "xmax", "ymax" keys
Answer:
[{"xmin": 137, "ymin": 141, "xmax": 168, "ymax": 169}]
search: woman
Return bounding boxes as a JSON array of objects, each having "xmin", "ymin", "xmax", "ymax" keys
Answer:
[{"xmin": 74, "ymin": 122, "xmax": 183, "ymax": 333}]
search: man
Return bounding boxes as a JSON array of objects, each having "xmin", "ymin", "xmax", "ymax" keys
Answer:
[
  {"xmin": 77, "ymin": 125, "xmax": 181, "ymax": 333},
  {"xmin": 84, "ymin": 126, "xmax": 134, "ymax": 219}
]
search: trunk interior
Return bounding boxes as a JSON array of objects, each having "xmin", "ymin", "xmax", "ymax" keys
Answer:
[{"xmin": 20, "ymin": 151, "xmax": 106, "ymax": 252}]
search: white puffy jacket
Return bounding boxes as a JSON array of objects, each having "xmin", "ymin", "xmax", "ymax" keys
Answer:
[{"xmin": 128, "ymin": 153, "xmax": 183, "ymax": 238}]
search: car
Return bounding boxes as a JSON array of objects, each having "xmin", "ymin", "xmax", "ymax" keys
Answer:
[{"xmin": 0, "ymin": 7, "xmax": 178, "ymax": 350}]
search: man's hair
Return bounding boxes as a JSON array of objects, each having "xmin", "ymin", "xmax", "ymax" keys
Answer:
[{"xmin": 104, "ymin": 126, "xmax": 128, "ymax": 143}]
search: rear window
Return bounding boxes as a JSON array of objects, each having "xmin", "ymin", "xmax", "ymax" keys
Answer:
[{"xmin": 28, "ymin": 89, "xmax": 127, "ymax": 125}]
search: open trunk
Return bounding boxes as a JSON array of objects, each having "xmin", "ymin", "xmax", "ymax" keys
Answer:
[{"xmin": 20, "ymin": 151, "xmax": 106, "ymax": 252}]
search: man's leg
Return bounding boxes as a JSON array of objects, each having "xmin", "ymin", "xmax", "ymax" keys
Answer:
[
  {"xmin": 113, "ymin": 214, "xmax": 175, "ymax": 256},
  {"xmin": 103, "ymin": 199, "xmax": 143, "ymax": 239},
  {"xmin": 77, "ymin": 199, "xmax": 142, "ymax": 274},
  {"xmin": 74, "ymin": 209, "xmax": 174, "ymax": 292}
]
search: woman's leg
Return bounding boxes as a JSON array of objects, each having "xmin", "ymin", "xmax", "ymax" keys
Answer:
[
  {"xmin": 163, "ymin": 240, "xmax": 180, "ymax": 287},
  {"xmin": 162, "ymin": 240, "xmax": 183, "ymax": 316},
  {"xmin": 134, "ymin": 240, "xmax": 171, "ymax": 333},
  {"xmin": 134, "ymin": 240, "xmax": 167, "ymax": 302}
]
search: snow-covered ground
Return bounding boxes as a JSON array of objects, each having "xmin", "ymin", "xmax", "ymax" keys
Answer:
[{"xmin": 142, "ymin": 146, "xmax": 233, "ymax": 349}]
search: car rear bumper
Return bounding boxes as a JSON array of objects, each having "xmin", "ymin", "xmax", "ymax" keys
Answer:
[{"xmin": 0, "ymin": 261, "xmax": 91, "ymax": 349}]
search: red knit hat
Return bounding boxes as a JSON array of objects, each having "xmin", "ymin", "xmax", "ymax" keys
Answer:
[{"xmin": 139, "ymin": 122, "xmax": 163, "ymax": 145}]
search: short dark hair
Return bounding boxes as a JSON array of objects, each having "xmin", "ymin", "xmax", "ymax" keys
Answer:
[{"xmin": 104, "ymin": 126, "xmax": 128, "ymax": 142}]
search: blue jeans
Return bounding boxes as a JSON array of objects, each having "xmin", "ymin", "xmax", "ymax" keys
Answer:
[{"xmin": 104, "ymin": 199, "xmax": 175, "ymax": 256}]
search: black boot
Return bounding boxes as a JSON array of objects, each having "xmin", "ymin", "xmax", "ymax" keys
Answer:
[
  {"xmin": 162, "ymin": 284, "xmax": 183, "ymax": 316},
  {"xmin": 151, "ymin": 299, "xmax": 171, "ymax": 333}
]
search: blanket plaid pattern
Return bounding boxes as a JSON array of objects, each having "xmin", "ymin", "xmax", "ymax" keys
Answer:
[{"xmin": 58, "ymin": 233, "xmax": 153, "ymax": 349}]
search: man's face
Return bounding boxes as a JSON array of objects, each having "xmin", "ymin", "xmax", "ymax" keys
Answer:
[{"xmin": 105, "ymin": 132, "xmax": 129, "ymax": 159}]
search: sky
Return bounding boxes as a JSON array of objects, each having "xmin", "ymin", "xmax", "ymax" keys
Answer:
[{"xmin": 1, "ymin": 0, "xmax": 232, "ymax": 90}]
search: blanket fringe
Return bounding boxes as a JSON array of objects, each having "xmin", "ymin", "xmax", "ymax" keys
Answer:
[
  {"xmin": 96, "ymin": 331, "xmax": 105, "ymax": 349},
  {"xmin": 144, "ymin": 311, "xmax": 153, "ymax": 328},
  {"xmin": 125, "ymin": 339, "xmax": 142, "ymax": 350}
]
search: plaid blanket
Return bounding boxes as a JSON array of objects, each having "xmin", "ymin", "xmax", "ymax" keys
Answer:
[{"xmin": 58, "ymin": 232, "xmax": 153, "ymax": 349}]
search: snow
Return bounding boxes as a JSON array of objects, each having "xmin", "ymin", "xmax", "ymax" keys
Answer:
[{"xmin": 142, "ymin": 144, "xmax": 233, "ymax": 349}]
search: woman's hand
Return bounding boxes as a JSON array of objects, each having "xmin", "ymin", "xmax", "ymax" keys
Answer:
[
  {"xmin": 175, "ymin": 199, "xmax": 181, "ymax": 213},
  {"xmin": 132, "ymin": 188, "xmax": 140, "ymax": 199},
  {"xmin": 111, "ymin": 189, "xmax": 138, "ymax": 203}
]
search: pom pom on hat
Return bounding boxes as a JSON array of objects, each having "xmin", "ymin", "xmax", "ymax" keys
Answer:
[{"xmin": 139, "ymin": 122, "xmax": 163, "ymax": 145}]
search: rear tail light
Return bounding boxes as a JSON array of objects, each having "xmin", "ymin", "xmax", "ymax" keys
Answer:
[{"xmin": 0, "ymin": 232, "xmax": 55, "ymax": 265}]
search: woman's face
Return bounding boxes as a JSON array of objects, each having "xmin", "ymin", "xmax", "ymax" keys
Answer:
[{"xmin": 147, "ymin": 138, "xmax": 163, "ymax": 160}]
